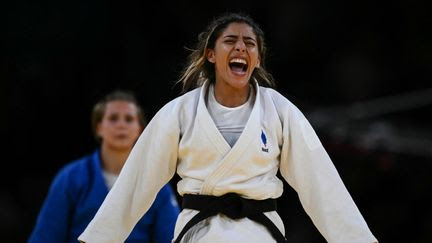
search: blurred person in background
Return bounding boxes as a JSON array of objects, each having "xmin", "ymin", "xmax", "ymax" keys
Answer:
[{"xmin": 28, "ymin": 90, "xmax": 180, "ymax": 243}]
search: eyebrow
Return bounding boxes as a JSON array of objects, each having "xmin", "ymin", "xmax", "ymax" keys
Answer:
[{"xmin": 223, "ymin": 35, "xmax": 257, "ymax": 42}]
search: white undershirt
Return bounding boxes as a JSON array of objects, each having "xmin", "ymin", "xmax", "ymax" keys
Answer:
[
  {"xmin": 102, "ymin": 170, "xmax": 118, "ymax": 189},
  {"xmin": 206, "ymin": 84, "xmax": 254, "ymax": 147}
]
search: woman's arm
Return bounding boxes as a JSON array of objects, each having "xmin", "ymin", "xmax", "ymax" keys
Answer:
[
  {"xmin": 278, "ymin": 102, "xmax": 378, "ymax": 243},
  {"xmin": 28, "ymin": 169, "xmax": 74, "ymax": 243}
]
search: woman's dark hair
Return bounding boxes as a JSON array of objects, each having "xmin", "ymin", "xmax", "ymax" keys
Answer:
[{"xmin": 178, "ymin": 12, "xmax": 275, "ymax": 92}]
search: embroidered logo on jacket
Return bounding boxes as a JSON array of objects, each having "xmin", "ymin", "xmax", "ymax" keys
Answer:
[{"xmin": 261, "ymin": 130, "xmax": 269, "ymax": 152}]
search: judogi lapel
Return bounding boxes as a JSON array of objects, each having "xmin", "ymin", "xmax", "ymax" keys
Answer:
[{"xmin": 198, "ymin": 81, "xmax": 261, "ymax": 195}]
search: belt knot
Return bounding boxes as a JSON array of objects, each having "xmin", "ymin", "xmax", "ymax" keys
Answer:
[{"xmin": 219, "ymin": 193, "xmax": 252, "ymax": 219}]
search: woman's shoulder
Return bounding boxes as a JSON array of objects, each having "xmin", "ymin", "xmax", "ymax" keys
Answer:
[
  {"xmin": 155, "ymin": 86, "xmax": 202, "ymax": 117},
  {"xmin": 168, "ymin": 86, "xmax": 201, "ymax": 105},
  {"xmin": 259, "ymin": 86, "xmax": 297, "ymax": 108},
  {"xmin": 258, "ymin": 86, "xmax": 308, "ymax": 125},
  {"xmin": 53, "ymin": 152, "xmax": 94, "ymax": 184}
]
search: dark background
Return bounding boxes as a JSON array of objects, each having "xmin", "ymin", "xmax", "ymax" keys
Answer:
[{"xmin": 2, "ymin": 0, "xmax": 432, "ymax": 242}]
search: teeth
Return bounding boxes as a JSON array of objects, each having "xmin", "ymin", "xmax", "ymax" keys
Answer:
[{"xmin": 229, "ymin": 58, "xmax": 247, "ymax": 64}]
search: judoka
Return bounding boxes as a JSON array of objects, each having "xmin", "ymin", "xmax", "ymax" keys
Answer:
[{"xmin": 79, "ymin": 12, "xmax": 378, "ymax": 243}]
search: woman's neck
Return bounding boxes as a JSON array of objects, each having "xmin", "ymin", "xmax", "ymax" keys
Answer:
[
  {"xmin": 213, "ymin": 82, "xmax": 250, "ymax": 107},
  {"xmin": 100, "ymin": 145, "xmax": 131, "ymax": 175}
]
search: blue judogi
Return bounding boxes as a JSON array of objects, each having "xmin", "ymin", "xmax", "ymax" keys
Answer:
[{"xmin": 28, "ymin": 150, "xmax": 180, "ymax": 243}]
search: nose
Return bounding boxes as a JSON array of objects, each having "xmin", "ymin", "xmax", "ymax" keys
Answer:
[
  {"xmin": 235, "ymin": 41, "xmax": 246, "ymax": 52},
  {"xmin": 115, "ymin": 118, "xmax": 128, "ymax": 128}
]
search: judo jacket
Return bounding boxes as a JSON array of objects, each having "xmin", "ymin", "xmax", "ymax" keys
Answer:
[
  {"xmin": 79, "ymin": 82, "xmax": 378, "ymax": 243},
  {"xmin": 29, "ymin": 150, "xmax": 180, "ymax": 243}
]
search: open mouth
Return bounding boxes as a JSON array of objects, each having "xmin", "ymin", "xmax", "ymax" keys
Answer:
[{"xmin": 229, "ymin": 58, "xmax": 248, "ymax": 74}]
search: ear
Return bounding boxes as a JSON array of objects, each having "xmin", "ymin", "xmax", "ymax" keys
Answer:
[
  {"xmin": 207, "ymin": 49, "xmax": 215, "ymax": 63},
  {"xmin": 256, "ymin": 58, "xmax": 261, "ymax": 68}
]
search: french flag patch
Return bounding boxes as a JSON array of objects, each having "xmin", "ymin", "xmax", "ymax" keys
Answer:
[{"xmin": 261, "ymin": 130, "xmax": 269, "ymax": 152}]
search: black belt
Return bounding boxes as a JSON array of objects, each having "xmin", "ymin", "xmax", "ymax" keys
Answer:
[{"xmin": 173, "ymin": 193, "xmax": 288, "ymax": 243}]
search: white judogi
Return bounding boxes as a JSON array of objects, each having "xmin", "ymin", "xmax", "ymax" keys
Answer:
[{"xmin": 79, "ymin": 81, "xmax": 378, "ymax": 243}]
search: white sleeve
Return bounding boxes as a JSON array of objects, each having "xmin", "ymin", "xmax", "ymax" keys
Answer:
[
  {"xmin": 78, "ymin": 102, "xmax": 180, "ymax": 243},
  {"xmin": 279, "ymin": 104, "xmax": 378, "ymax": 243}
]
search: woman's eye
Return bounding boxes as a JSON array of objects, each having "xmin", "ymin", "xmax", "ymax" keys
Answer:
[
  {"xmin": 108, "ymin": 115, "xmax": 118, "ymax": 122},
  {"xmin": 125, "ymin": 115, "xmax": 134, "ymax": 123}
]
